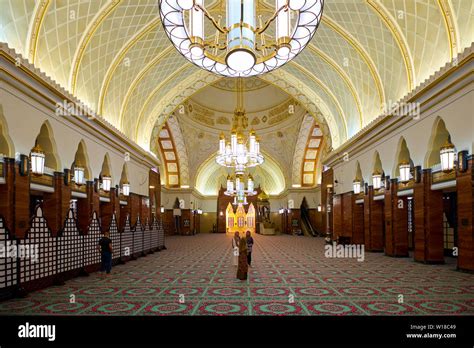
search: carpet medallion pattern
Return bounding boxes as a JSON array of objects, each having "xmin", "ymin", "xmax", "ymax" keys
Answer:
[{"xmin": 0, "ymin": 234, "xmax": 472, "ymax": 316}]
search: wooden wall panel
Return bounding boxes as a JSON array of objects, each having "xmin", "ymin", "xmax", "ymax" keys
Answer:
[
  {"xmin": 342, "ymin": 192, "xmax": 353, "ymax": 238},
  {"xmin": 353, "ymin": 201, "xmax": 364, "ymax": 244},
  {"xmin": 332, "ymin": 194, "xmax": 342, "ymax": 240},
  {"xmin": 43, "ymin": 172, "xmax": 71, "ymax": 236},
  {"xmin": 321, "ymin": 168, "xmax": 333, "ymax": 235},
  {"xmin": 414, "ymin": 169, "xmax": 444, "ymax": 263},
  {"xmin": 364, "ymin": 186, "xmax": 384, "ymax": 252},
  {"xmin": 0, "ymin": 159, "xmax": 15, "ymax": 234},
  {"xmin": 457, "ymin": 157, "xmax": 474, "ymax": 271},
  {"xmin": 385, "ymin": 180, "xmax": 409, "ymax": 257},
  {"xmin": 129, "ymin": 193, "xmax": 140, "ymax": 227},
  {"xmin": 162, "ymin": 210, "xmax": 176, "ymax": 235}
]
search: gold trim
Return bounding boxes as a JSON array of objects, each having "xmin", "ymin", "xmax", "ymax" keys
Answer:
[
  {"xmin": 366, "ymin": 0, "xmax": 415, "ymax": 91},
  {"xmin": 322, "ymin": 16, "xmax": 385, "ymax": 112},
  {"xmin": 437, "ymin": 0, "xmax": 459, "ymax": 60},
  {"xmin": 118, "ymin": 46, "xmax": 174, "ymax": 130},
  {"xmin": 98, "ymin": 17, "xmax": 161, "ymax": 115},
  {"xmin": 133, "ymin": 64, "xmax": 192, "ymax": 140},
  {"xmin": 70, "ymin": 0, "xmax": 121, "ymax": 94},
  {"xmin": 289, "ymin": 61, "xmax": 348, "ymax": 139},
  {"xmin": 0, "ymin": 50, "xmax": 160, "ymax": 168},
  {"xmin": 324, "ymin": 68, "xmax": 473, "ymax": 167},
  {"xmin": 307, "ymin": 44, "xmax": 363, "ymax": 128},
  {"xmin": 28, "ymin": 0, "xmax": 51, "ymax": 64}
]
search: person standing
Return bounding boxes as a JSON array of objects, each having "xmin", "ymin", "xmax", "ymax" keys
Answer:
[
  {"xmin": 236, "ymin": 236, "xmax": 248, "ymax": 281},
  {"xmin": 246, "ymin": 230, "xmax": 254, "ymax": 267},
  {"xmin": 231, "ymin": 231, "xmax": 240, "ymax": 267},
  {"xmin": 98, "ymin": 231, "xmax": 113, "ymax": 276}
]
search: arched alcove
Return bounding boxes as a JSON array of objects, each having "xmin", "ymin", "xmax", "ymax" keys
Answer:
[
  {"xmin": 0, "ymin": 105, "xmax": 14, "ymax": 158},
  {"xmin": 425, "ymin": 116, "xmax": 454, "ymax": 168},
  {"xmin": 120, "ymin": 162, "xmax": 129, "ymax": 184},
  {"xmin": 72, "ymin": 140, "xmax": 92, "ymax": 180},
  {"xmin": 354, "ymin": 161, "xmax": 363, "ymax": 181},
  {"xmin": 34, "ymin": 121, "xmax": 61, "ymax": 171},
  {"xmin": 100, "ymin": 153, "xmax": 113, "ymax": 181},
  {"xmin": 372, "ymin": 151, "xmax": 384, "ymax": 176},
  {"xmin": 392, "ymin": 137, "xmax": 414, "ymax": 178}
]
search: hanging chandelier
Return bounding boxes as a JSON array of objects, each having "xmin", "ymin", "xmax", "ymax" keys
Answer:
[
  {"xmin": 159, "ymin": 0, "xmax": 324, "ymax": 77},
  {"xmin": 215, "ymin": 78, "xmax": 264, "ymax": 174},
  {"xmin": 225, "ymin": 173, "xmax": 256, "ymax": 205}
]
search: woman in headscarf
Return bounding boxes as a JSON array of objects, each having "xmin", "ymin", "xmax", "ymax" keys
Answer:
[
  {"xmin": 236, "ymin": 235, "xmax": 248, "ymax": 281},
  {"xmin": 231, "ymin": 231, "xmax": 240, "ymax": 267}
]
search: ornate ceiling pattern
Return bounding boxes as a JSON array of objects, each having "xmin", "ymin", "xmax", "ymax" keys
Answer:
[{"xmin": 1, "ymin": 0, "xmax": 472, "ymax": 193}]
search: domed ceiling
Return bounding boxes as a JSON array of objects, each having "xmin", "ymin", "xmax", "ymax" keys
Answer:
[{"xmin": 1, "ymin": 0, "xmax": 472, "ymax": 194}]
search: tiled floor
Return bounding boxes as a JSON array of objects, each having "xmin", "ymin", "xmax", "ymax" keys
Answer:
[{"xmin": 0, "ymin": 234, "xmax": 473, "ymax": 315}]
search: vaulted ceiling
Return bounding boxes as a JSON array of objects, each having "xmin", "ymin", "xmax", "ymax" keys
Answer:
[{"xmin": 1, "ymin": 0, "xmax": 472, "ymax": 194}]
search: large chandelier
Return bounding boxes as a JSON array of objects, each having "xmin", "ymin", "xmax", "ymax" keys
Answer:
[
  {"xmin": 215, "ymin": 78, "xmax": 264, "ymax": 174},
  {"xmin": 225, "ymin": 173, "xmax": 256, "ymax": 205},
  {"xmin": 159, "ymin": 0, "xmax": 324, "ymax": 77}
]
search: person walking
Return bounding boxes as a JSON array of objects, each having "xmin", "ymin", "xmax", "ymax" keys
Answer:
[
  {"xmin": 231, "ymin": 231, "xmax": 240, "ymax": 267},
  {"xmin": 98, "ymin": 231, "xmax": 113, "ymax": 276},
  {"xmin": 246, "ymin": 230, "xmax": 254, "ymax": 267},
  {"xmin": 236, "ymin": 236, "xmax": 248, "ymax": 281}
]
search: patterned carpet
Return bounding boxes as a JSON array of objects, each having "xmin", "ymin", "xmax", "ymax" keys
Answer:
[{"xmin": 0, "ymin": 234, "xmax": 473, "ymax": 316}]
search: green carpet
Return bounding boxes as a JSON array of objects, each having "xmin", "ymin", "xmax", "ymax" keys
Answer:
[{"xmin": 0, "ymin": 234, "xmax": 472, "ymax": 315}]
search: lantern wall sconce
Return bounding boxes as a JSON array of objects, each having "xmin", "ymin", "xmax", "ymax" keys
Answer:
[
  {"xmin": 372, "ymin": 171, "xmax": 383, "ymax": 190},
  {"xmin": 122, "ymin": 182, "xmax": 130, "ymax": 196},
  {"xmin": 440, "ymin": 138, "xmax": 456, "ymax": 172},
  {"xmin": 73, "ymin": 162, "xmax": 85, "ymax": 186},
  {"xmin": 353, "ymin": 180, "xmax": 361, "ymax": 194},
  {"xmin": 317, "ymin": 204, "xmax": 322, "ymax": 212},
  {"xmin": 160, "ymin": 206, "xmax": 165, "ymax": 213},
  {"xmin": 30, "ymin": 144, "xmax": 45, "ymax": 176},
  {"xmin": 399, "ymin": 162, "xmax": 411, "ymax": 183},
  {"xmin": 102, "ymin": 175, "xmax": 112, "ymax": 192}
]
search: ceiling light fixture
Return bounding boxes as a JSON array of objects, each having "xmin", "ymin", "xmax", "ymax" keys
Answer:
[{"xmin": 159, "ymin": 0, "xmax": 324, "ymax": 77}]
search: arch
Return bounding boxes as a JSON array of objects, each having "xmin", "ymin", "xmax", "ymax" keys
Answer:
[
  {"xmin": 0, "ymin": 105, "xmax": 15, "ymax": 158},
  {"xmin": 100, "ymin": 153, "xmax": 112, "ymax": 180},
  {"xmin": 392, "ymin": 137, "xmax": 413, "ymax": 178},
  {"xmin": 34, "ymin": 121, "xmax": 61, "ymax": 171},
  {"xmin": 425, "ymin": 116, "xmax": 453, "ymax": 168},
  {"xmin": 72, "ymin": 140, "xmax": 92, "ymax": 180},
  {"xmin": 372, "ymin": 150, "xmax": 384, "ymax": 176},
  {"xmin": 120, "ymin": 162, "xmax": 129, "ymax": 185},
  {"xmin": 354, "ymin": 161, "xmax": 363, "ymax": 181}
]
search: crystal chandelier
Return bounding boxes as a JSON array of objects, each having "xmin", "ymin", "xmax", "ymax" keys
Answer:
[
  {"xmin": 215, "ymin": 78, "xmax": 264, "ymax": 174},
  {"xmin": 225, "ymin": 173, "xmax": 256, "ymax": 205},
  {"xmin": 159, "ymin": 0, "xmax": 324, "ymax": 77}
]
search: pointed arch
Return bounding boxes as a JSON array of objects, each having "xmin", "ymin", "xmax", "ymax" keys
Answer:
[
  {"xmin": 372, "ymin": 151, "xmax": 384, "ymax": 176},
  {"xmin": 120, "ymin": 162, "xmax": 129, "ymax": 185},
  {"xmin": 34, "ymin": 121, "xmax": 61, "ymax": 171},
  {"xmin": 354, "ymin": 161, "xmax": 363, "ymax": 181},
  {"xmin": 0, "ymin": 105, "xmax": 15, "ymax": 158},
  {"xmin": 72, "ymin": 140, "xmax": 92, "ymax": 180},
  {"xmin": 100, "ymin": 153, "xmax": 112, "ymax": 181},
  {"xmin": 425, "ymin": 116, "xmax": 454, "ymax": 168},
  {"xmin": 392, "ymin": 137, "xmax": 413, "ymax": 178}
]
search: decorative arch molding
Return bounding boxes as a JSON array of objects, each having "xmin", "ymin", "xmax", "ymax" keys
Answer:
[
  {"xmin": 0, "ymin": 105, "xmax": 15, "ymax": 158},
  {"xmin": 26, "ymin": 0, "xmax": 51, "ymax": 64},
  {"xmin": 366, "ymin": 0, "xmax": 416, "ymax": 91},
  {"xmin": 141, "ymin": 69, "xmax": 340, "ymax": 155},
  {"xmin": 322, "ymin": 16, "xmax": 385, "ymax": 110},
  {"xmin": 166, "ymin": 116, "xmax": 190, "ymax": 186},
  {"xmin": 437, "ymin": 0, "xmax": 460, "ymax": 59},
  {"xmin": 68, "ymin": 0, "xmax": 120, "ymax": 94},
  {"xmin": 354, "ymin": 161, "xmax": 363, "ymax": 182},
  {"xmin": 34, "ymin": 121, "xmax": 61, "ymax": 172}
]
